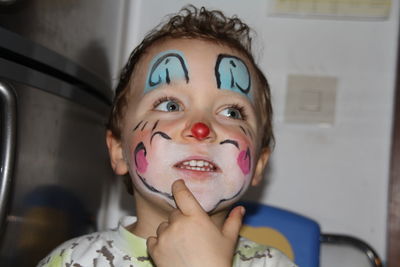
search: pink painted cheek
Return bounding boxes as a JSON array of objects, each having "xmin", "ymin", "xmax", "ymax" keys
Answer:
[
  {"xmin": 136, "ymin": 150, "xmax": 148, "ymax": 173},
  {"xmin": 237, "ymin": 149, "xmax": 251, "ymax": 175}
]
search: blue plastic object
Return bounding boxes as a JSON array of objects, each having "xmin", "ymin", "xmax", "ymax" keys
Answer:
[{"xmin": 239, "ymin": 202, "xmax": 321, "ymax": 267}]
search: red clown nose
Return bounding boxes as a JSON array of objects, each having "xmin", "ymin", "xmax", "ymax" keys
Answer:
[{"xmin": 191, "ymin": 122, "xmax": 210, "ymax": 140}]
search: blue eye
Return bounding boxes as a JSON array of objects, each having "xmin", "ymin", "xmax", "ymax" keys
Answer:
[
  {"xmin": 219, "ymin": 107, "xmax": 244, "ymax": 119},
  {"xmin": 154, "ymin": 99, "xmax": 182, "ymax": 112}
]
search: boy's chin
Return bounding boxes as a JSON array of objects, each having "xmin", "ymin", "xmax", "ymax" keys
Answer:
[{"xmin": 166, "ymin": 195, "xmax": 235, "ymax": 214}]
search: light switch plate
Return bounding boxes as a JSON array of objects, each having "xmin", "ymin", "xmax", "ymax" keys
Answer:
[{"xmin": 284, "ymin": 74, "xmax": 337, "ymax": 125}]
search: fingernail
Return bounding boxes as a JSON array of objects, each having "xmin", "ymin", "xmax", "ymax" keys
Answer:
[{"xmin": 240, "ymin": 206, "xmax": 246, "ymax": 216}]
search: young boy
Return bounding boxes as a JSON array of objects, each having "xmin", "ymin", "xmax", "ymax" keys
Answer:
[{"xmin": 38, "ymin": 6, "xmax": 297, "ymax": 267}]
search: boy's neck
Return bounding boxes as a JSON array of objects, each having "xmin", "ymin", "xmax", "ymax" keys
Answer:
[{"xmin": 128, "ymin": 190, "xmax": 229, "ymax": 239}]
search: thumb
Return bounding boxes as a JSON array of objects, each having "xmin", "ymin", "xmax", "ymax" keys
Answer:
[
  {"xmin": 222, "ymin": 205, "xmax": 245, "ymax": 241},
  {"xmin": 146, "ymin": 236, "xmax": 157, "ymax": 256}
]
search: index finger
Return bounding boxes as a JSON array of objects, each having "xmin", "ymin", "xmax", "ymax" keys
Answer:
[{"xmin": 172, "ymin": 179, "xmax": 205, "ymax": 216}]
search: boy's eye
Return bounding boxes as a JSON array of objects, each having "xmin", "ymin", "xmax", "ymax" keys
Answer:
[
  {"xmin": 154, "ymin": 99, "xmax": 182, "ymax": 112},
  {"xmin": 219, "ymin": 107, "xmax": 243, "ymax": 120}
]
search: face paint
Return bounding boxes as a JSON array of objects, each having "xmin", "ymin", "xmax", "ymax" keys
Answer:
[
  {"xmin": 134, "ymin": 142, "xmax": 148, "ymax": 173},
  {"xmin": 219, "ymin": 139, "xmax": 239, "ymax": 149},
  {"xmin": 150, "ymin": 131, "xmax": 172, "ymax": 144},
  {"xmin": 215, "ymin": 54, "xmax": 253, "ymax": 101},
  {"xmin": 239, "ymin": 126, "xmax": 248, "ymax": 136},
  {"xmin": 123, "ymin": 39, "xmax": 260, "ymax": 215},
  {"xmin": 133, "ymin": 129, "xmax": 174, "ymax": 199},
  {"xmin": 133, "ymin": 120, "xmax": 144, "ymax": 131},
  {"xmin": 237, "ymin": 148, "xmax": 251, "ymax": 175},
  {"xmin": 151, "ymin": 120, "xmax": 160, "ymax": 132},
  {"xmin": 128, "ymin": 120, "xmax": 254, "ymax": 213},
  {"xmin": 141, "ymin": 121, "xmax": 148, "ymax": 131},
  {"xmin": 136, "ymin": 171, "xmax": 174, "ymax": 200},
  {"xmin": 145, "ymin": 50, "xmax": 189, "ymax": 93}
]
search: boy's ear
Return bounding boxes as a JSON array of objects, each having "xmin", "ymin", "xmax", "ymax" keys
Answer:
[
  {"xmin": 251, "ymin": 147, "xmax": 271, "ymax": 186},
  {"xmin": 106, "ymin": 130, "xmax": 129, "ymax": 175}
]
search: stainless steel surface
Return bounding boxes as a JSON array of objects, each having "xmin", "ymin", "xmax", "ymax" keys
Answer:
[
  {"xmin": 0, "ymin": 2, "xmax": 119, "ymax": 265},
  {"xmin": 0, "ymin": 81, "xmax": 16, "ymax": 236},
  {"xmin": 0, "ymin": 0, "xmax": 123, "ymax": 88},
  {"xmin": 0, "ymin": 80, "xmax": 113, "ymax": 266},
  {"xmin": 0, "ymin": 27, "xmax": 112, "ymax": 103},
  {"xmin": 0, "ymin": 56, "xmax": 110, "ymax": 115}
]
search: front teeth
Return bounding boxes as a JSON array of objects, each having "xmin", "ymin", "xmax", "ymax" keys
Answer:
[{"xmin": 180, "ymin": 160, "xmax": 214, "ymax": 172}]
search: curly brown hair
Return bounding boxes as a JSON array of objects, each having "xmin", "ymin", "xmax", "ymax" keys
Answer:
[{"xmin": 108, "ymin": 6, "xmax": 274, "ymax": 193}]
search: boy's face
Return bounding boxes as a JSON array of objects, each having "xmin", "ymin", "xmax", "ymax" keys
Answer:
[{"xmin": 109, "ymin": 39, "xmax": 269, "ymax": 213}]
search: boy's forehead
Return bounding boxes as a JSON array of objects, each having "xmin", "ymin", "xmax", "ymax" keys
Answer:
[
  {"xmin": 143, "ymin": 39, "xmax": 252, "ymax": 74},
  {"xmin": 143, "ymin": 39, "xmax": 247, "ymax": 68},
  {"xmin": 131, "ymin": 38, "xmax": 256, "ymax": 100}
]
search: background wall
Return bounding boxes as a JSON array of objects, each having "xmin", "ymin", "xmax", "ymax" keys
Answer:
[{"xmin": 114, "ymin": 0, "xmax": 399, "ymax": 262}]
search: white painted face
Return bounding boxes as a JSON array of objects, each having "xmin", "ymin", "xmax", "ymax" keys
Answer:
[{"xmin": 120, "ymin": 39, "xmax": 261, "ymax": 213}]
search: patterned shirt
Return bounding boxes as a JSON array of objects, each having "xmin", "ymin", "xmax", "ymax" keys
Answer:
[{"xmin": 38, "ymin": 216, "xmax": 297, "ymax": 267}]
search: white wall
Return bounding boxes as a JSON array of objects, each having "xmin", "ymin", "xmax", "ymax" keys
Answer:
[{"xmin": 119, "ymin": 0, "xmax": 399, "ymax": 262}]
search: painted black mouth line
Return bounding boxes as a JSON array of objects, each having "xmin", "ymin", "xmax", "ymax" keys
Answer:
[
  {"xmin": 150, "ymin": 131, "xmax": 172, "ymax": 145},
  {"xmin": 208, "ymin": 183, "xmax": 245, "ymax": 213},
  {"xmin": 219, "ymin": 139, "xmax": 239, "ymax": 150},
  {"xmin": 136, "ymin": 171, "xmax": 173, "ymax": 200},
  {"xmin": 136, "ymin": 169, "xmax": 245, "ymax": 213}
]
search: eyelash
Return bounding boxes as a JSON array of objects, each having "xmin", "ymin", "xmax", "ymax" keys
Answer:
[
  {"xmin": 152, "ymin": 96, "xmax": 182, "ymax": 109},
  {"xmin": 227, "ymin": 103, "xmax": 248, "ymax": 120}
]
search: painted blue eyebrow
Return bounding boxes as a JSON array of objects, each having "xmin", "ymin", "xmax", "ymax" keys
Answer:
[
  {"xmin": 215, "ymin": 54, "xmax": 253, "ymax": 100},
  {"xmin": 145, "ymin": 50, "xmax": 189, "ymax": 93}
]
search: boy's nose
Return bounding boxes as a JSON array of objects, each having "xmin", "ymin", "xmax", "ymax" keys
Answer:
[
  {"xmin": 191, "ymin": 122, "xmax": 210, "ymax": 140},
  {"xmin": 183, "ymin": 121, "xmax": 215, "ymax": 141}
]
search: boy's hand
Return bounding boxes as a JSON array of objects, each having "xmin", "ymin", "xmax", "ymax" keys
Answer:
[{"xmin": 146, "ymin": 179, "xmax": 245, "ymax": 267}]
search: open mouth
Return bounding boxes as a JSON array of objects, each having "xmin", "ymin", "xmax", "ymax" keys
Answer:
[{"xmin": 174, "ymin": 159, "xmax": 219, "ymax": 172}]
